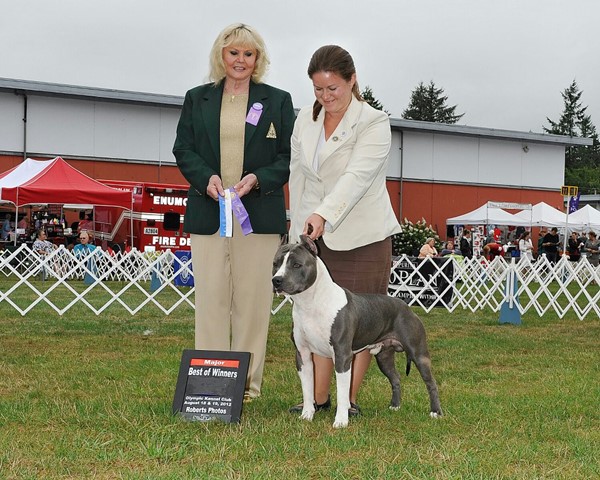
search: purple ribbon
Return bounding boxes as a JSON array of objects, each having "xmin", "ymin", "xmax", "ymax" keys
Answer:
[
  {"xmin": 230, "ymin": 190, "xmax": 253, "ymax": 235},
  {"xmin": 246, "ymin": 102, "xmax": 263, "ymax": 126}
]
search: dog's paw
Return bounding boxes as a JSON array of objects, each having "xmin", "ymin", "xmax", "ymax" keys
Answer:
[
  {"xmin": 389, "ymin": 405, "xmax": 401, "ymax": 411},
  {"xmin": 300, "ymin": 409, "xmax": 315, "ymax": 421},
  {"xmin": 333, "ymin": 418, "xmax": 349, "ymax": 429},
  {"xmin": 430, "ymin": 411, "xmax": 442, "ymax": 419},
  {"xmin": 333, "ymin": 411, "xmax": 349, "ymax": 428}
]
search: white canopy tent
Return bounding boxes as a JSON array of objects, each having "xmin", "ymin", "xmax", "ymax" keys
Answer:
[
  {"xmin": 513, "ymin": 202, "xmax": 568, "ymax": 228},
  {"xmin": 567, "ymin": 204, "xmax": 600, "ymax": 231},
  {"xmin": 446, "ymin": 204, "xmax": 530, "ymax": 226}
]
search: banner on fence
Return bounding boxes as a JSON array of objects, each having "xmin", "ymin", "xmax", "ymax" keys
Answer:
[
  {"xmin": 172, "ymin": 349, "xmax": 250, "ymax": 423},
  {"xmin": 389, "ymin": 256, "xmax": 454, "ymax": 308},
  {"xmin": 173, "ymin": 250, "xmax": 194, "ymax": 287}
]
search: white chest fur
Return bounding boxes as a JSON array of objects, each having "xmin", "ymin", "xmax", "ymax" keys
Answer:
[{"xmin": 291, "ymin": 259, "xmax": 348, "ymax": 358}]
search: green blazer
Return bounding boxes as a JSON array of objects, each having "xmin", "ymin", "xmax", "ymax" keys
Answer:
[{"xmin": 173, "ymin": 81, "xmax": 295, "ymax": 235}]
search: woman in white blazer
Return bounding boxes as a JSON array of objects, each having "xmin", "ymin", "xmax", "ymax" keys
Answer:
[{"xmin": 288, "ymin": 45, "xmax": 401, "ymax": 416}]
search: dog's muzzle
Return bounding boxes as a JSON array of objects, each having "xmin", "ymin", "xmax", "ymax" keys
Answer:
[{"xmin": 272, "ymin": 276, "xmax": 284, "ymax": 293}]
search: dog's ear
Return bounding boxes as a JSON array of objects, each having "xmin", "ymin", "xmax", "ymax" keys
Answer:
[
  {"xmin": 279, "ymin": 233, "xmax": 289, "ymax": 246},
  {"xmin": 299, "ymin": 235, "xmax": 318, "ymax": 256}
]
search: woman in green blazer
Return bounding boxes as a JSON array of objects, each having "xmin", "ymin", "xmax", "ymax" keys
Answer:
[{"xmin": 173, "ymin": 23, "xmax": 295, "ymax": 400}]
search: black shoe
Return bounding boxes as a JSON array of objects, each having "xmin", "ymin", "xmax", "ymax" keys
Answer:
[
  {"xmin": 289, "ymin": 395, "xmax": 331, "ymax": 413},
  {"xmin": 348, "ymin": 402, "xmax": 361, "ymax": 417}
]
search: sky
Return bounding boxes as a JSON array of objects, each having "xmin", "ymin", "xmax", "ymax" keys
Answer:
[{"xmin": 1, "ymin": 0, "xmax": 599, "ymax": 134}]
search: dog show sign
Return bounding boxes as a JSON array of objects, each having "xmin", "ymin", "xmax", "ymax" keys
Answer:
[
  {"xmin": 172, "ymin": 349, "xmax": 250, "ymax": 423},
  {"xmin": 389, "ymin": 256, "xmax": 454, "ymax": 308}
]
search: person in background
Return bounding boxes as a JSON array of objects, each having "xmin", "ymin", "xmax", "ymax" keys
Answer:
[
  {"xmin": 288, "ymin": 45, "xmax": 401, "ymax": 416},
  {"xmin": 173, "ymin": 23, "xmax": 295, "ymax": 401},
  {"xmin": 71, "ymin": 210, "xmax": 85, "ymax": 232},
  {"xmin": 32, "ymin": 228, "xmax": 59, "ymax": 279},
  {"xmin": 584, "ymin": 231, "xmax": 600, "ymax": 267},
  {"xmin": 460, "ymin": 229, "xmax": 473, "ymax": 258},
  {"xmin": 2, "ymin": 213, "xmax": 12, "ymax": 240},
  {"xmin": 483, "ymin": 242, "xmax": 504, "ymax": 261},
  {"xmin": 32, "ymin": 229, "xmax": 57, "ymax": 255},
  {"xmin": 77, "ymin": 212, "xmax": 93, "ymax": 234},
  {"xmin": 537, "ymin": 228, "xmax": 547, "ymax": 259},
  {"xmin": 542, "ymin": 227, "xmax": 560, "ymax": 264},
  {"xmin": 17, "ymin": 215, "xmax": 28, "ymax": 231},
  {"xmin": 419, "ymin": 237, "xmax": 438, "ymax": 258},
  {"xmin": 518, "ymin": 231, "xmax": 534, "ymax": 261},
  {"xmin": 73, "ymin": 230, "xmax": 96, "ymax": 257},
  {"xmin": 440, "ymin": 240, "xmax": 460, "ymax": 256},
  {"xmin": 493, "ymin": 225, "xmax": 502, "ymax": 242},
  {"xmin": 514, "ymin": 226, "xmax": 526, "ymax": 242},
  {"xmin": 567, "ymin": 231, "xmax": 581, "ymax": 262}
]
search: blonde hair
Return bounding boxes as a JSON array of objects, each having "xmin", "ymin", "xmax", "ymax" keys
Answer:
[{"xmin": 208, "ymin": 23, "xmax": 270, "ymax": 84}]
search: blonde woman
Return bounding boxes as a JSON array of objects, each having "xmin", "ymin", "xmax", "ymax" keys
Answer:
[
  {"xmin": 173, "ymin": 23, "xmax": 295, "ymax": 401},
  {"xmin": 419, "ymin": 237, "xmax": 438, "ymax": 258}
]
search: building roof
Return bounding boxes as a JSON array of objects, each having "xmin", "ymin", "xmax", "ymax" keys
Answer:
[
  {"xmin": 390, "ymin": 117, "xmax": 592, "ymax": 147},
  {"xmin": 0, "ymin": 77, "xmax": 182, "ymax": 108},
  {"xmin": 0, "ymin": 77, "xmax": 593, "ymax": 147}
]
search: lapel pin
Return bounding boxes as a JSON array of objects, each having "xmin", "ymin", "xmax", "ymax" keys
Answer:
[{"xmin": 266, "ymin": 122, "xmax": 277, "ymax": 139}]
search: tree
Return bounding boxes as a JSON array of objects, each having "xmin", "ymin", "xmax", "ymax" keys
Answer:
[
  {"xmin": 544, "ymin": 80, "xmax": 586, "ymax": 137},
  {"xmin": 360, "ymin": 85, "xmax": 389, "ymax": 114},
  {"xmin": 544, "ymin": 80, "xmax": 600, "ymax": 193},
  {"xmin": 402, "ymin": 81, "xmax": 464, "ymax": 124}
]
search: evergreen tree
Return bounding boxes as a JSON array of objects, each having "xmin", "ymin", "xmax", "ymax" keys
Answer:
[
  {"xmin": 544, "ymin": 80, "xmax": 586, "ymax": 138},
  {"xmin": 402, "ymin": 81, "xmax": 464, "ymax": 124},
  {"xmin": 578, "ymin": 114, "xmax": 600, "ymax": 167},
  {"xmin": 360, "ymin": 85, "xmax": 389, "ymax": 114},
  {"xmin": 544, "ymin": 80, "xmax": 600, "ymax": 193}
]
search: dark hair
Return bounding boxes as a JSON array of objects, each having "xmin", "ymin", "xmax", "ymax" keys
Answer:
[{"xmin": 307, "ymin": 45, "xmax": 363, "ymax": 121}]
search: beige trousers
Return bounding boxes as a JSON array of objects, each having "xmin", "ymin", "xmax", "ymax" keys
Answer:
[{"xmin": 191, "ymin": 227, "xmax": 280, "ymax": 398}]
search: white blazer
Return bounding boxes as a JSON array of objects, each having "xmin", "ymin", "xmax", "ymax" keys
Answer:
[{"xmin": 289, "ymin": 96, "xmax": 401, "ymax": 251}]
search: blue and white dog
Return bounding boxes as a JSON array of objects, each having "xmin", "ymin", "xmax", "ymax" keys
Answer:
[{"xmin": 272, "ymin": 235, "xmax": 442, "ymax": 428}]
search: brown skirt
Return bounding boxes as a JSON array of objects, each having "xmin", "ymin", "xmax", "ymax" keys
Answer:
[{"xmin": 316, "ymin": 237, "xmax": 392, "ymax": 295}]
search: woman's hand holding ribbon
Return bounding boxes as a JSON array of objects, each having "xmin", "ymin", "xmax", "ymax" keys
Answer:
[
  {"xmin": 207, "ymin": 175, "xmax": 225, "ymax": 201},
  {"xmin": 234, "ymin": 173, "xmax": 259, "ymax": 198}
]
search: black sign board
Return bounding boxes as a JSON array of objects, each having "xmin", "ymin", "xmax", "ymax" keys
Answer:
[
  {"xmin": 172, "ymin": 349, "xmax": 250, "ymax": 423},
  {"xmin": 389, "ymin": 256, "xmax": 454, "ymax": 308}
]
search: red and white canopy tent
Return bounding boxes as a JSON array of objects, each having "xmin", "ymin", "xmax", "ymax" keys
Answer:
[{"xmin": 0, "ymin": 157, "xmax": 133, "ymax": 244}]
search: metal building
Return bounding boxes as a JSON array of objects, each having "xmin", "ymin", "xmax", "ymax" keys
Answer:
[{"xmin": 0, "ymin": 77, "xmax": 592, "ymax": 234}]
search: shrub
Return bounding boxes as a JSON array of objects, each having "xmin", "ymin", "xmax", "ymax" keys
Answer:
[{"xmin": 392, "ymin": 218, "xmax": 442, "ymax": 256}]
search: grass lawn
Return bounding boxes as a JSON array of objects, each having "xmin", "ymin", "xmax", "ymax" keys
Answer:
[{"xmin": 1, "ymin": 298, "xmax": 599, "ymax": 479}]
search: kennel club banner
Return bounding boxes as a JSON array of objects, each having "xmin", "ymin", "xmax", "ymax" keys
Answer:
[
  {"xmin": 172, "ymin": 350, "xmax": 250, "ymax": 423},
  {"xmin": 389, "ymin": 256, "xmax": 454, "ymax": 308}
]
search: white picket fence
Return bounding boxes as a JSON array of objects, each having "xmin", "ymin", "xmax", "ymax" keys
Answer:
[
  {"xmin": 1, "ymin": 244, "xmax": 599, "ymax": 319},
  {"xmin": 0, "ymin": 244, "xmax": 194, "ymax": 316}
]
